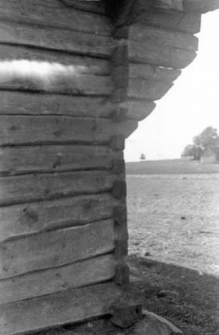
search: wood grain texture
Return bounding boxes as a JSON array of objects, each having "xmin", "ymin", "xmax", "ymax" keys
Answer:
[
  {"xmin": 0, "ymin": 145, "xmax": 118, "ymax": 175},
  {"xmin": 0, "ymin": 0, "xmax": 111, "ymax": 36},
  {"xmin": 0, "ymin": 193, "xmax": 116, "ymax": 241},
  {"xmin": 0, "ymin": 91, "xmax": 154, "ymax": 121},
  {"xmin": 137, "ymin": 0, "xmax": 183, "ymax": 11},
  {"xmin": 129, "ymin": 25, "xmax": 198, "ymax": 52},
  {"xmin": 0, "ymin": 116, "xmax": 137, "ymax": 146},
  {"xmin": 0, "ymin": 170, "xmax": 114, "ymax": 206},
  {"xmin": 0, "ymin": 45, "xmax": 109, "ymax": 76},
  {"xmin": 0, "ymin": 219, "xmax": 115, "ymax": 279},
  {"xmin": 183, "ymin": 0, "xmax": 219, "ymax": 13},
  {"xmin": 0, "ymin": 92, "xmax": 113, "ymax": 117},
  {"xmin": 128, "ymin": 79, "xmax": 173, "ymax": 100},
  {"xmin": 0, "ymin": 254, "xmax": 115, "ymax": 305},
  {"xmin": 0, "ymin": 283, "xmax": 125, "ymax": 335},
  {"xmin": 129, "ymin": 40, "xmax": 197, "ymax": 69},
  {"xmin": 126, "ymin": 100, "xmax": 156, "ymax": 121},
  {"xmin": 0, "ymin": 73, "xmax": 112, "ymax": 96},
  {"xmin": 0, "ymin": 21, "xmax": 113, "ymax": 58},
  {"xmin": 130, "ymin": 63, "xmax": 181, "ymax": 82},
  {"xmin": 135, "ymin": 10, "xmax": 201, "ymax": 34}
]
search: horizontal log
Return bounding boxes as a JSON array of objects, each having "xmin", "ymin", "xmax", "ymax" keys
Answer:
[
  {"xmin": 129, "ymin": 25, "xmax": 198, "ymax": 52},
  {"xmin": 129, "ymin": 40, "xmax": 197, "ymax": 69},
  {"xmin": 0, "ymin": 170, "xmax": 115, "ymax": 206},
  {"xmin": 128, "ymin": 79, "xmax": 173, "ymax": 100},
  {"xmin": 130, "ymin": 63, "xmax": 181, "ymax": 82},
  {"xmin": 0, "ymin": 116, "xmax": 137, "ymax": 146},
  {"xmin": 183, "ymin": 0, "xmax": 219, "ymax": 13},
  {"xmin": 0, "ymin": 45, "xmax": 109, "ymax": 76},
  {"xmin": 55, "ymin": 0, "xmax": 105, "ymax": 14},
  {"xmin": 136, "ymin": 0, "xmax": 183, "ymax": 11},
  {"xmin": 0, "ymin": 69, "xmax": 112, "ymax": 96},
  {"xmin": 0, "ymin": 254, "xmax": 115, "ymax": 305},
  {"xmin": 0, "ymin": 170, "xmax": 114, "ymax": 206},
  {"xmin": 0, "ymin": 219, "xmax": 115, "ymax": 279},
  {"xmin": 0, "ymin": 91, "xmax": 154, "ymax": 121},
  {"xmin": 135, "ymin": 10, "xmax": 201, "ymax": 34},
  {"xmin": 0, "ymin": 145, "xmax": 118, "ymax": 175},
  {"xmin": 0, "ymin": 92, "xmax": 113, "ymax": 117},
  {"xmin": 0, "ymin": 21, "xmax": 113, "ymax": 58},
  {"xmin": 0, "ymin": 283, "xmax": 124, "ymax": 335},
  {"xmin": 0, "ymin": 193, "xmax": 116, "ymax": 241},
  {"xmin": 0, "ymin": 0, "xmax": 111, "ymax": 36},
  {"xmin": 126, "ymin": 100, "xmax": 156, "ymax": 121}
]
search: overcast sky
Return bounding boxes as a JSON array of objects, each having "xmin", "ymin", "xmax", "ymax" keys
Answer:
[{"xmin": 125, "ymin": 10, "xmax": 219, "ymax": 162}]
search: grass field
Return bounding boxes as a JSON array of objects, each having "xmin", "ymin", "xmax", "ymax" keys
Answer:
[
  {"xmin": 126, "ymin": 159, "xmax": 219, "ymax": 335},
  {"xmin": 126, "ymin": 158, "xmax": 219, "ymax": 175}
]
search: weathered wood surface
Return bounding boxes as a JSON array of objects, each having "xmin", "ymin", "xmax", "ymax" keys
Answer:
[
  {"xmin": 0, "ymin": 91, "xmax": 154, "ymax": 121},
  {"xmin": 137, "ymin": 0, "xmax": 184, "ymax": 12},
  {"xmin": 126, "ymin": 100, "xmax": 156, "ymax": 121},
  {"xmin": 0, "ymin": 92, "xmax": 113, "ymax": 117},
  {"xmin": 0, "ymin": 254, "xmax": 115, "ymax": 305},
  {"xmin": 129, "ymin": 41, "xmax": 196, "ymax": 69},
  {"xmin": 0, "ymin": 0, "xmax": 111, "ymax": 36},
  {"xmin": 0, "ymin": 116, "xmax": 137, "ymax": 146},
  {"xmin": 135, "ymin": 10, "xmax": 201, "ymax": 34},
  {"xmin": 0, "ymin": 70, "xmax": 112, "ymax": 96},
  {"xmin": 0, "ymin": 22, "xmax": 113, "ymax": 58},
  {"xmin": 129, "ymin": 25, "xmax": 198, "ymax": 52},
  {"xmin": 128, "ymin": 79, "xmax": 173, "ymax": 100},
  {"xmin": 0, "ymin": 170, "xmax": 114, "ymax": 206},
  {"xmin": 130, "ymin": 63, "xmax": 181, "ymax": 82},
  {"xmin": 0, "ymin": 283, "xmax": 125, "ymax": 335},
  {"xmin": 0, "ymin": 145, "xmax": 118, "ymax": 175},
  {"xmin": 183, "ymin": 0, "xmax": 219, "ymax": 13},
  {"xmin": 53, "ymin": 0, "xmax": 105, "ymax": 14},
  {"xmin": 0, "ymin": 45, "xmax": 109, "ymax": 76},
  {"xmin": 0, "ymin": 193, "xmax": 115, "ymax": 241},
  {"xmin": 0, "ymin": 219, "xmax": 115, "ymax": 279}
]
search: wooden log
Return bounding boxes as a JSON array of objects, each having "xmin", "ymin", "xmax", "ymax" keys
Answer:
[
  {"xmin": 0, "ymin": 45, "xmax": 109, "ymax": 76},
  {"xmin": 0, "ymin": 193, "xmax": 116, "ymax": 241},
  {"xmin": 0, "ymin": 0, "xmax": 111, "ymax": 36},
  {"xmin": 128, "ymin": 79, "xmax": 173, "ymax": 100},
  {"xmin": 130, "ymin": 63, "xmax": 181, "ymax": 82},
  {"xmin": 129, "ymin": 40, "xmax": 197, "ymax": 69},
  {"xmin": 0, "ymin": 170, "xmax": 114, "ymax": 206},
  {"xmin": 0, "ymin": 91, "xmax": 154, "ymax": 121},
  {"xmin": 0, "ymin": 116, "xmax": 137, "ymax": 146},
  {"xmin": 129, "ymin": 25, "xmax": 198, "ymax": 52},
  {"xmin": 0, "ymin": 92, "xmax": 113, "ymax": 118},
  {"xmin": 183, "ymin": 0, "xmax": 219, "ymax": 13},
  {"xmin": 137, "ymin": 0, "xmax": 183, "ymax": 11},
  {"xmin": 0, "ymin": 21, "xmax": 113, "ymax": 58},
  {"xmin": 135, "ymin": 10, "xmax": 201, "ymax": 34},
  {"xmin": 0, "ymin": 219, "xmax": 115, "ymax": 279},
  {"xmin": 55, "ymin": 0, "xmax": 105, "ymax": 14},
  {"xmin": 0, "ymin": 70, "xmax": 112, "ymax": 96},
  {"xmin": 126, "ymin": 100, "xmax": 156, "ymax": 121},
  {"xmin": 0, "ymin": 145, "xmax": 118, "ymax": 175},
  {"xmin": 0, "ymin": 283, "xmax": 125, "ymax": 335},
  {"xmin": 0, "ymin": 254, "xmax": 115, "ymax": 305}
]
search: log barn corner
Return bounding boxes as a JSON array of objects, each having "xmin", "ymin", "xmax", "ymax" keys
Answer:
[{"xmin": 0, "ymin": 1, "xmax": 218, "ymax": 334}]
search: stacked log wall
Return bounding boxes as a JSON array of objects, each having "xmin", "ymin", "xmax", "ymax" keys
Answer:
[
  {"xmin": 0, "ymin": 1, "xmax": 139, "ymax": 334},
  {"xmin": 0, "ymin": 0, "xmax": 217, "ymax": 333}
]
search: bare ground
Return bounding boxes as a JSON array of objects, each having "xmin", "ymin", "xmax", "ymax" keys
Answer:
[{"xmin": 127, "ymin": 172, "xmax": 219, "ymax": 334}]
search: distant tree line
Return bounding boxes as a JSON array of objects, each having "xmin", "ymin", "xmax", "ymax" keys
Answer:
[{"xmin": 181, "ymin": 126, "xmax": 219, "ymax": 160}]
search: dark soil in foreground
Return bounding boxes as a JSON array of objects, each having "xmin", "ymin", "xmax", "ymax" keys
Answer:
[{"xmin": 129, "ymin": 256, "xmax": 219, "ymax": 335}]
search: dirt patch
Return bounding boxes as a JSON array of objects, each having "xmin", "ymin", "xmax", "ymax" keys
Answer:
[{"xmin": 127, "ymin": 173, "xmax": 219, "ymax": 334}]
